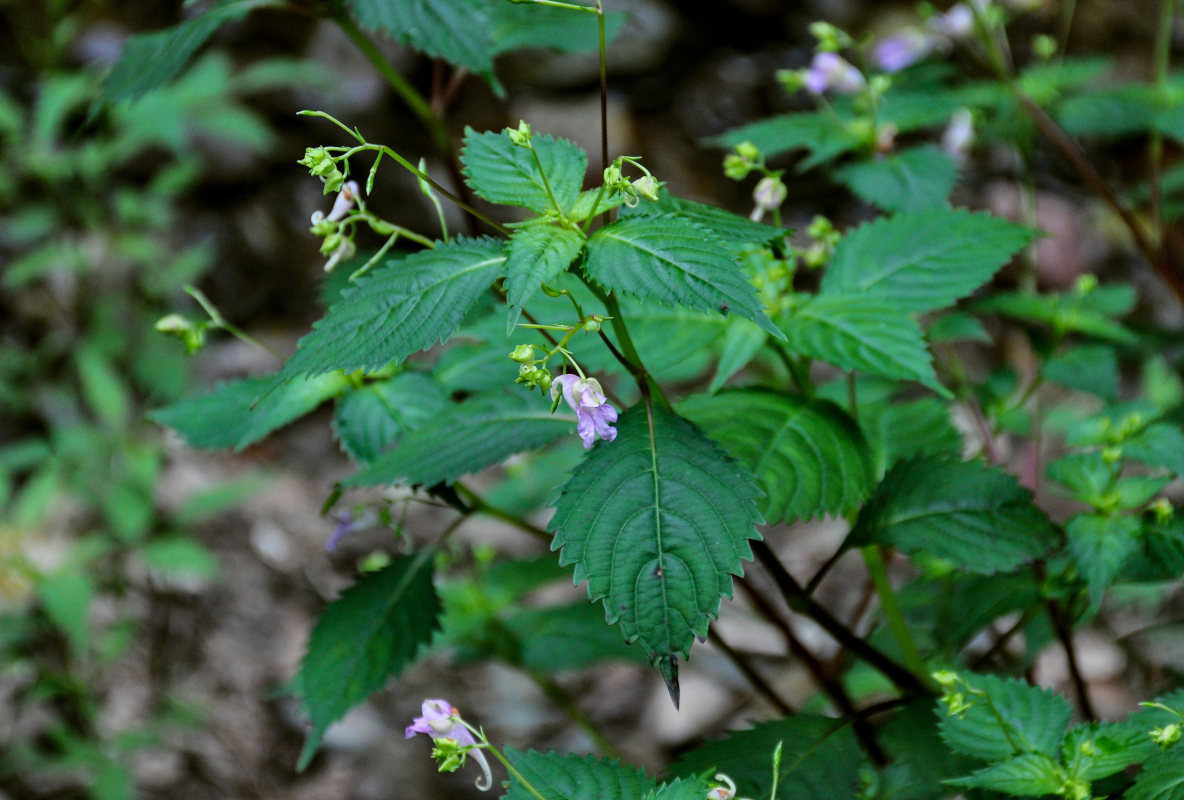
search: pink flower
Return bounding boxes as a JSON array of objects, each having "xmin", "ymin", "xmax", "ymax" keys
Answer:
[
  {"xmin": 551, "ymin": 374, "xmax": 618, "ymax": 449},
  {"xmin": 873, "ymin": 30, "xmax": 933, "ymax": 73},
  {"xmin": 406, "ymin": 699, "xmax": 492, "ymax": 790}
]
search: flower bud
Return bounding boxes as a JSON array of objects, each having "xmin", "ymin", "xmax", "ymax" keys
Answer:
[
  {"xmin": 1032, "ymin": 34, "xmax": 1057, "ymax": 60},
  {"xmin": 155, "ymin": 313, "xmax": 192, "ymax": 334},
  {"xmin": 735, "ymin": 141, "xmax": 760, "ymax": 162},
  {"xmin": 603, "ymin": 163, "xmax": 624, "ymax": 187},
  {"xmin": 1152, "ymin": 498, "xmax": 1173, "ymax": 524},
  {"xmin": 509, "ymin": 344, "xmax": 535, "ymax": 363},
  {"xmin": 320, "ymin": 232, "xmax": 344, "ymax": 255},
  {"xmin": 723, "ymin": 154, "xmax": 750, "ymax": 180},
  {"xmin": 751, "ymin": 176, "xmax": 787, "ymax": 221},
  {"xmin": 632, "ymin": 175, "xmax": 660, "ymax": 201},
  {"xmin": 582, "ymin": 316, "xmax": 602, "ymax": 333},
  {"xmin": 508, "ymin": 120, "xmax": 533, "ymax": 147},
  {"xmin": 775, "ymin": 68, "xmax": 805, "ymax": 94},
  {"xmin": 1153, "ymin": 723, "xmax": 1182, "ymax": 748}
]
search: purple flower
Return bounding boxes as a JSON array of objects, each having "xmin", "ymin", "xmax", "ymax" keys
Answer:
[
  {"xmin": 803, "ymin": 52, "xmax": 866, "ymax": 95},
  {"xmin": 873, "ymin": 30, "xmax": 933, "ymax": 73},
  {"xmin": 327, "ymin": 180, "xmax": 360, "ymax": 222},
  {"xmin": 551, "ymin": 374, "xmax": 618, "ymax": 449},
  {"xmin": 928, "ymin": 3, "xmax": 975, "ymax": 41},
  {"xmin": 406, "ymin": 699, "xmax": 492, "ymax": 790}
]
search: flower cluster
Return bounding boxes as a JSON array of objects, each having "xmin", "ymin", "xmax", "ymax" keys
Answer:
[{"xmin": 308, "ymin": 180, "xmax": 360, "ymax": 271}]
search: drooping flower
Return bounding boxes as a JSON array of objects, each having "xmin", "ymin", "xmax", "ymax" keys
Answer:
[
  {"xmin": 803, "ymin": 52, "xmax": 866, "ymax": 95},
  {"xmin": 551, "ymin": 374, "xmax": 618, "ymax": 450},
  {"xmin": 327, "ymin": 180, "xmax": 360, "ymax": 222},
  {"xmin": 927, "ymin": 3, "xmax": 976, "ymax": 41},
  {"xmin": 749, "ymin": 176, "xmax": 787, "ymax": 222},
  {"xmin": 942, "ymin": 108, "xmax": 975, "ymax": 162},
  {"xmin": 406, "ymin": 699, "xmax": 493, "ymax": 790}
]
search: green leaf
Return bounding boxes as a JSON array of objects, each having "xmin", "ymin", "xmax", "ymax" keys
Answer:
[
  {"xmin": 346, "ymin": 0, "xmax": 499, "ymax": 89},
  {"xmin": 461, "ymin": 128, "xmax": 587, "ymax": 212},
  {"xmin": 679, "ymin": 390, "xmax": 874, "ymax": 523},
  {"xmin": 778, "ymin": 294, "xmax": 946, "ymax": 394},
  {"xmin": 939, "ymin": 673, "xmax": 1073, "ymax": 760},
  {"xmin": 276, "ymin": 237, "xmax": 504, "ymax": 382},
  {"xmin": 833, "ymin": 146, "xmax": 959, "ymax": 213},
  {"xmin": 1067, "ymin": 514, "xmax": 1141, "ymax": 606},
  {"xmin": 503, "ymin": 750, "xmax": 654, "ymax": 800},
  {"xmin": 709, "ymin": 321, "xmax": 767, "ymax": 392},
  {"xmin": 149, "ymin": 372, "xmax": 348, "ymax": 451},
  {"xmin": 504, "ymin": 223, "xmax": 585, "ymax": 334},
  {"xmin": 873, "ymin": 397, "xmax": 962, "ymax": 470},
  {"xmin": 650, "ymin": 776, "xmax": 714, "ymax": 800},
  {"xmin": 38, "ymin": 569, "xmax": 94, "ymax": 657},
  {"xmin": 140, "ymin": 536, "xmax": 220, "ymax": 581},
  {"xmin": 549, "ymin": 404, "xmax": 763, "ymax": 704},
  {"xmin": 945, "ymin": 753, "xmax": 1064, "ymax": 796},
  {"xmin": 1062, "ymin": 720, "xmax": 1154, "ymax": 781},
  {"xmin": 1124, "ymin": 422, "xmax": 1184, "ymax": 477},
  {"xmin": 710, "ymin": 112, "xmax": 863, "ymax": 168},
  {"xmin": 96, "ymin": 0, "xmax": 278, "ymax": 109},
  {"xmin": 820, "ymin": 209, "xmax": 1035, "ymax": 313},
  {"xmin": 669, "ymin": 716, "xmax": 862, "ymax": 800},
  {"xmin": 585, "ymin": 215, "xmax": 782, "ymax": 339},
  {"xmin": 1047, "ymin": 452, "xmax": 1113, "ymax": 506},
  {"xmin": 488, "ymin": 1, "xmax": 625, "ymax": 55},
  {"xmin": 1042, "ymin": 344, "xmax": 1120, "ymax": 399},
  {"xmin": 849, "ymin": 455, "xmax": 1058, "ymax": 574},
  {"xmin": 333, "ymin": 373, "xmax": 449, "ymax": 463},
  {"xmin": 344, "ymin": 391, "xmax": 574, "ymax": 488},
  {"xmin": 1145, "ymin": 517, "xmax": 1184, "ymax": 575},
  {"xmin": 503, "ymin": 603, "xmax": 649, "ymax": 670},
  {"xmin": 622, "ymin": 192, "xmax": 790, "ymax": 254},
  {"xmin": 1128, "ymin": 751, "xmax": 1184, "ymax": 800},
  {"xmin": 77, "ymin": 346, "xmax": 130, "ymax": 430},
  {"xmin": 297, "ymin": 552, "xmax": 440, "ymax": 769},
  {"xmin": 976, "ymin": 290, "xmax": 1137, "ymax": 343}
]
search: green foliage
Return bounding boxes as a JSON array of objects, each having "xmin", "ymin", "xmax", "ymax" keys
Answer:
[
  {"xmin": 343, "ymin": 391, "xmax": 575, "ymax": 487},
  {"xmin": 332, "ymin": 373, "xmax": 449, "ymax": 463},
  {"xmin": 940, "ymin": 674, "xmax": 1074, "ymax": 761},
  {"xmin": 669, "ymin": 716, "xmax": 862, "ymax": 800},
  {"xmin": 296, "ymin": 553, "xmax": 441, "ymax": 769},
  {"xmin": 1066, "ymin": 514, "xmax": 1142, "ymax": 606},
  {"xmin": 946, "ymin": 752, "xmax": 1064, "ymax": 796},
  {"xmin": 623, "ymin": 192, "xmax": 790, "ymax": 255},
  {"xmin": 678, "ymin": 390, "xmax": 874, "ymax": 523},
  {"xmin": 462, "ymin": 129, "xmax": 588, "ymax": 213},
  {"xmin": 778, "ymin": 294, "xmax": 945, "ymax": 394},
  {"xmin": 832, "ymin": 146, "xmax": 959, "ymax": 213},
  {"xmin": 584, "ymin": 215, "xmax": 783, "ymax": 338},
  {"xmin": 976, "ymin": 286, "xmax": 1138, "ymax": 343},
  {"xmin": 503, "ymin": 750, "xmax": 654, "ymax": 800},
  {"xmin": 149, "ymin": 372, "xmax": 349, "ymax": 451},
  {"xmin": 277, "ymin": 237, "xmax": 505, "ymax": 382},
  {"xmin": 1128, "ymin": 751, "xmax": 1184, "ymax": 800},
  {"xmin": 820, "ymin": 209, "xmax": 1035, "ymax": 312},
  {"xmin": 504, "ymin": 223, "xmax": 586, "ymax": 334},
  {"xmin": 549, "ymin": 404, "xmax": 763, "ymax": 702},
  {"xmin": 849, "ymin": 455, "xmax": 1058, "ymax": 574}
]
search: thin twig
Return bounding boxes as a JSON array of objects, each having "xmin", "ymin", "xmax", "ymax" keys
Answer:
[{"xmin": 706, "ymin": 628, "xmax": 794, "ymax": 716}]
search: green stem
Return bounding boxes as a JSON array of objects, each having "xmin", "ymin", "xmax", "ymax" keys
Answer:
[
  {"xmin": 597, "ymin": 1, "xmax": 608, "ymax": 174},
  {"xmin": 588, "ymin": 282, "xmax": 669, "ymax": 406},
  {"xmin": 459, "ymin": 722, "xmax": 549, "ymax": 800},
  {"xmin": 861, "ymin": 546, "xmax": 927, "ymax": 680},
  {"xmin": 454, "ymin": 482, "xmax": 550, "ymax": 541},
  {"xmin": 348, "ymin": 232, "xmax": 401, "ymax": 282},
  {"xmin": 333, "ymin": 11, "xmax": 450, "ymax": 154},
  {"xmin": 184, "ymin": 286, "xmax": 283, "ymax": 360}
]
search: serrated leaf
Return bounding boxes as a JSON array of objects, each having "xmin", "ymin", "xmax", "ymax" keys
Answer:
[
  {"xmin": 649, "ymin": 775, "xmax": 714, "ymax": 800},
  {"xmin": 346, "ymin": 0, "xmax": 499, "ymax": 89},
  {"xmin": 1062, "ymin": 720, "xmax": 1154, "ymax": 781},
  {"xmin": 1128, "ymin": 751, "xmax": 1184, "ymax": 800},
  {"xmin": 778, "ymin": 294, "xmax": 946, "ymax": 394},
  {"xmin": 149, "ymin": 372, "xmax": 348, "ymax": 451},
  {"xmin": 709, "ymin": 112, "xmax": 863, "ymax": 167},
  {"xmin": 1042, "ymin": 344, "xmax": 1120, "ymax": 399},
  {"xmin": 503, "ymin": 749, "xmax": 654, "ymax": 800},
  {"xmin": 297, "ymin": 552, "xmax": 440, "ymax": 767},
  {"xmin": 343, "ymin": 391, "xmax": 572, "ymax": 488},
  {"xmin": 549, "ymin": 404, "xmax": 763, "ymax": 704},
  {"xmin": 504, "ymin": 223, "xmax": 585, "ymax": 334},
  {"xmin": 939, "ymin": 673, "xmax": 1073, "ymax": 760},
  {"xmin": 833, "ymin": 146, "xmax": 959, "ymax": 213},
  {"xmin": 622, "ymin": 192, "xmax": 790, "ymax": 254},
  {"xmin": 584, "ymin": 215, "xmax": 782, "ymax": 339},
  {"xmin": 488, "ymin": 1, "xmax": 625, "ymax": 55},
  {"xmin": 849, "ymin": 455, "xmax": 1058, "ymax": 574},
  {"xmin": 874, "ymin": 397, "xmax": 962, "ymax": 470},
  {"xmin": 332, "ymin": 373, "xmax": 448, "ymax": 463},
  {"xmin": 669, "ymin": 716, "xmax": 862, "ymax": 800},
  {"xmin": 276, "ymin": 238, "xmax": 504, "ymax": 383},
  {"xmin": 1047, "ymin": 452, "xmax": 1112, "ymax": 505},
  {"xmin": 821, "ymin": 209, "xmax": 1034, "ymax": 312},
  {"xmin": 679, "ymin": 390, "xmax": 874, "ymax": 523},
  {"xmin": 1067, "ymin": 514, "xmax": 1141, "ymax": 607},
  {"xmin": 945, "ymin": 753, "xmax": 1063, "ymax": 796},
  {"xmin": 96, "ymin": 0, "xmax": 278, "ymax": 110},
  {"xmin": 1125, "ymin": 422, "xmax": 1184, "ymax": 476},
  {"xmin": 461, "ymin": 128, "xmax": 587, "ymax": 212}
]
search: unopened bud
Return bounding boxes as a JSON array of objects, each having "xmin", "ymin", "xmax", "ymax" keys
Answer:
[
  {"xmin": 1152, "ymin": 723, "xmax": 1182, "ymax": 748},
  {"xmin": 1032, "ymin": 34, "xmax": 1057, "ymax": 60},
  {"xmin": 775, "ymin": 68, "xmax": 805, "ymax": 94},
  {"xmin": 508, "ymin": 120, "xmax": 532, "ymax": 147},
  {"xmin": 735, "ymin": 141, "xmax": 760, "ymax": 162},
  {"xmin": 509, "ymin": 344, "xmax": 535, "ymax": 363},
  {"xmin": 723, "ymin": 154, "xmax": 750, "ymax": 180},
  {"xmin": 1152, "ymin": 498, "xmax": 1173, "ymax": 524},
  {"xmin": 582, "ymin": 316, "xmax": 603, "ymax": 333},
  {"xmin": 633, "ymin": 175, "xmax": 660, "ymax": 202}
]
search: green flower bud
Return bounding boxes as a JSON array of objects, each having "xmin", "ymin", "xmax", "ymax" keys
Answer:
[
  {"xmin": 1032, "ymin": 34, "xmax": 1057, "ymax": 60},
  {"xmin": 1152, "ymin": 723, "xmax": 1182, "ymax": 748},
  {"xmin": 633, "ymin": 175, "xmax": 660, "ymax": 201},
  {"xmin": 582, "ymin": 316, "xmax": 603, "ymax": 333},
  {"xmin": 723, "ymin": 154, "xmax": 751, "ymax": 180},
  {"xmin": 603, "ymin": 163, "xmax": 624, "ymax": 187},
  {"xmin": 1101, "ymin": 446, "xmax": 1122, "ymax": 465},
  {"xmin": 508, "ymin": 120, "xmax": 533, "ymax": 147},
  {"xmin": 775, "ymin": 68, "xmax": 806, "ymax": 94},
  {"xmin": 1075, "ymin": 274, "xmax": 1099, "ymax": 294},
  {"xmin": 155, "ymin": 313, "xmax": 192, "ymax": 334},
  {"xmin": 735, "ymin": 141, "xmax": 760, "ymax": 162},
  {"xmin": 320, "ymin": 232, "xmax": 343, "ymax": 256},
  {"xmin": 809, "ymin": 21, "xmax": 844, "ymax": 51},
  {"xmin": 509, "ymin": 344, "xmax": 535, "ymax": 363},
  {"xmin": 1152, "ymin": 498, "xmax": 1173, "ymax": 524}
]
